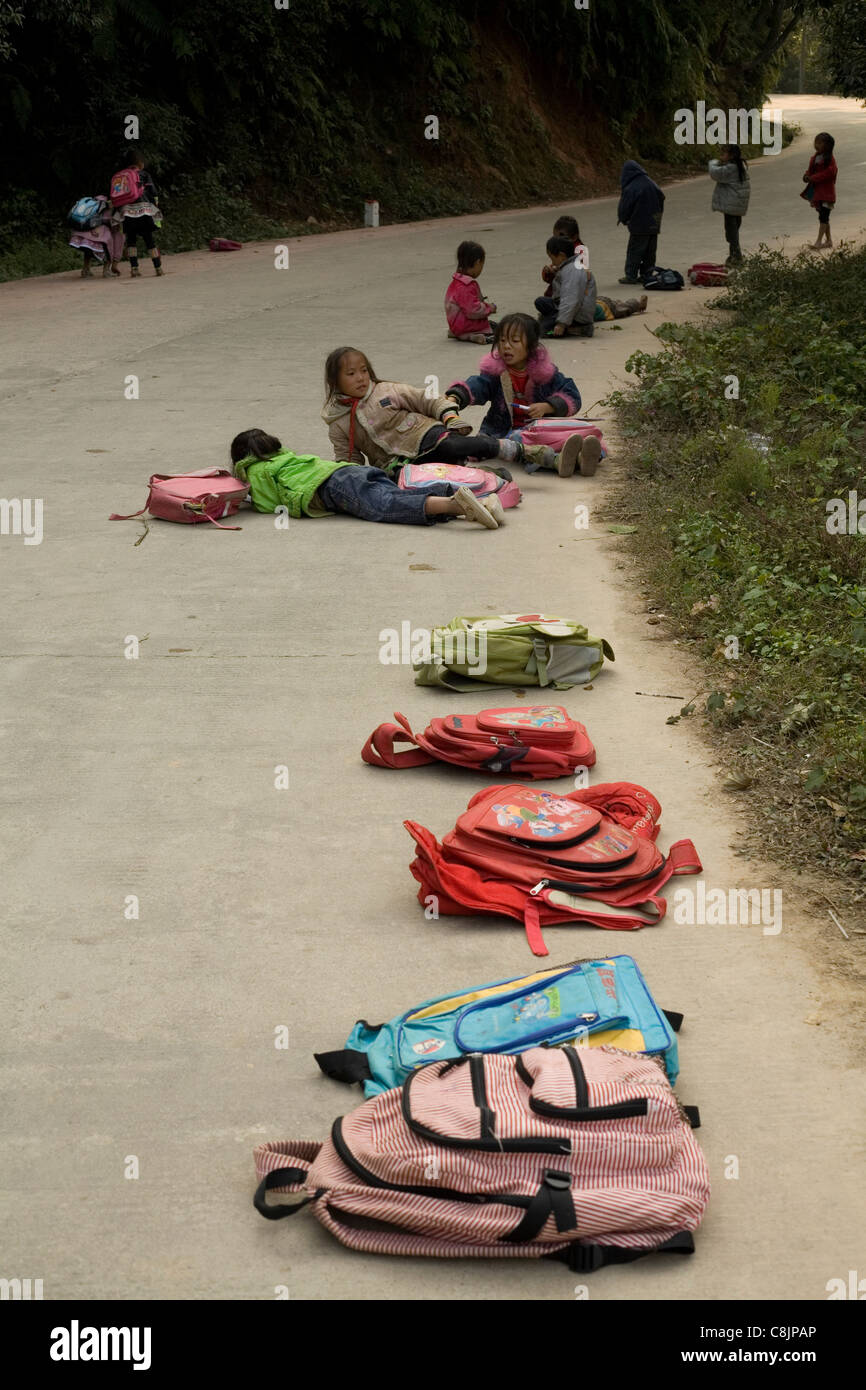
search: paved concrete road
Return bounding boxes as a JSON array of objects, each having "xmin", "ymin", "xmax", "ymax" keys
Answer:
[{"xmin": 1, "ymin": 96, "xmax": 864, "ymax": 1301}]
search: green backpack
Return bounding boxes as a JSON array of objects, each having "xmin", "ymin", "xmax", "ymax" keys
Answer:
[{"xmin": 413, "ymin": 613, "xmax": 614, "ymax": 691}]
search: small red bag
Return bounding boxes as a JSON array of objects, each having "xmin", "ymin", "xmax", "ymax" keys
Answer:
[
  {"xmin": 362, "ymin": 705, "xmax": 596, "ymax": 778},
  {"xmin": 687, "ymin": 263, "xmax": 727, "ymax": 287},
  {"xmin": 109, "ymin": 469, "xmax": 250, "ymax": 529}
]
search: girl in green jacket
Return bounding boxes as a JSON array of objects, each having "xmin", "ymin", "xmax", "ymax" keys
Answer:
[{"xmin": 230, "ymin": 430, "xmax": 505, "ymax": 529}]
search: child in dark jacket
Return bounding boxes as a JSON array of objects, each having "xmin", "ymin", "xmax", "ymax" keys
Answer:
[
  {"xmin": 803, "ymin": 133, "xmax": 837, "ymax": 250},
  {"xmin": 617, "ymin": 160, "xmax": 665, "ymax": 284},
  {"xmin": 445, "ymin": 313, "xmax": 598, "ymax": 476}
]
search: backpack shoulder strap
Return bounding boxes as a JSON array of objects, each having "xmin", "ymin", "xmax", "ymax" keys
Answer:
[
  {"xmin": 667, "ymin": 839, "xmax": 702, "ymax": 874},
  {"xmin": 362, "ymin": 714, "xmax": 436, "ymax": 769}
]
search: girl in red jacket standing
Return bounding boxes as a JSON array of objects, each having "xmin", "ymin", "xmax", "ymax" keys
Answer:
[{"xmin": 804, "ymin": 133, "xmax": 837, "ymax": 251}]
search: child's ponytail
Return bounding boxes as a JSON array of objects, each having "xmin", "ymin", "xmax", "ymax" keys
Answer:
[{"xmin": 726, "ymin": 144, "xmax": 748, "ymax": 182}]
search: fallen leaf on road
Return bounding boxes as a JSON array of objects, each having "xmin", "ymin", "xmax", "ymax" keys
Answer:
[
  {"xmin": 607, "ymin": 524, "xmax": 638, "ymax": 535},
  {"xmin": 409, "ymin": 563, "xmax": 437, "ymax": 571}
]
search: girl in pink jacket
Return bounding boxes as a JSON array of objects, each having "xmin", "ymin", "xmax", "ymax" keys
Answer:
[{"xmin": 444, "ymin": 241, "xmax": 496, "ymax": 343}]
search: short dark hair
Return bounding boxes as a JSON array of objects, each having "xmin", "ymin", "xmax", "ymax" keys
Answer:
[
  {"xmin": 230, "ymin": 429, "xmax": 282, "ymax": 464},
  {"xmin": 456, "ymin": 240, "xmax": 485, "ymax": 271},
  {"xmin": 493, "ymin": 313, "xmax": 540, "ymax": 356},
  {"xmin": 553, "ymin": 215, "xmax": 579, "ymax": 240},
  {"xmin": 815, "ymin": 131, "xmax": 835, "ymax": 154},
  {"xmin": 323, "ymin": 346, "xmax": 378, "ymax": 402},
  {"xmin": 546, "ymin": 236, "xmax": 575, "ymax": 258}
]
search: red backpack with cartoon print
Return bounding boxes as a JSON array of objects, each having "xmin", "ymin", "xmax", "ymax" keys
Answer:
[
  {"xmin": 405, "ymin": 782, "xmax": 701, "ymax": 956},
  {"xmin": 362, "ymin": 705, "xmax": 595, "ymax": 779}
]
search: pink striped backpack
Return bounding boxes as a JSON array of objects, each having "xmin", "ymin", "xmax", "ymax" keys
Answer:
[
  {"xmin": 254, "ymin": 1045, "xmax": 709, "ymax": 1270},
  {"xmin": 397, "ymin": 461, "xmax": 522, "ymax": 508},
  {"xmin": 109, "ymin": 469, "xmax": 250, "ymax": 529},
  {"xmin": 516, "ymin": 417, "xmax": 605, "ymax": 456}
]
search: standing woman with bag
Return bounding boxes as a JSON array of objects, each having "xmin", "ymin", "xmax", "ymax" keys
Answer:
[{"xmin": 708, "ymin": 145, "xmax": 750, "ymax": 266}]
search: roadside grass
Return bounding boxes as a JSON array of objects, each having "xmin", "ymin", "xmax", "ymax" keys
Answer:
[{"xmin": 606, "ymin": 243, "xmax": 866, "ymax": 898}]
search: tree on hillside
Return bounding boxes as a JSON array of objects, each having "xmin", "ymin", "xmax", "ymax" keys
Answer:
[{"xmin": 820, "ymin": 0, "xmax": 866, "ymax": 96}]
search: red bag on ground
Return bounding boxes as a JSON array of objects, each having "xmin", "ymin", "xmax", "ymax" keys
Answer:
[
  {"xmin": 209, "ymin": 238, "xmax": 243, "ymax": 251},
  {"xmin": 109, "ymin": 469, "xmax": 250, "ymax": 529},
  {"xmin": 687, "ymin": 263, "xmax": 727, "ymax": 287},
  {"xmin": 363, "ymin": 705, "xmax": 595, "ymax": 778},
  {"xmin": 405, "ymin": 782, "xmax": 701, "ymax": 956}
]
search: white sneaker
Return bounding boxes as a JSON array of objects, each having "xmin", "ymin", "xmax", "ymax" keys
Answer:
[
  {"xmin": 483, "ymin": 494, "xmax": 507, "ymax": 526},
  {"xmin": 454, "ymin": 485, "xmax": 499, "ymax": 528}
]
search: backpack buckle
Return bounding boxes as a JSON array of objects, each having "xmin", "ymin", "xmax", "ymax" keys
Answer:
[
  {"xmin": 543, "ymin": 1169, "xmax": 572, "ymax": 1191},
  {"xmin": 569, "ymin": 1244, "xmax": 604, "ymax": 1273}
]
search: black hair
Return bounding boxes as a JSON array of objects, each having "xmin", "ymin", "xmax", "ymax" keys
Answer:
[
  {"xmin": 546, "ymin": 236, "xmax": 576, "ymax": 258},
  {"xmin": 815, "ymin": 132, "xmax": 835, "ymax": 155},
  {"xmin": 725, "ymin": 144, "xmax": 748, "ymax": 183},
  {"xmin": 456, "ymin": 240, "xmax": 485, "ymax": 272},
  {"xmin": 323, "ymin": 346, "xmax": 379, "ymax": 402},
  {"xmin": 553, "ymin": 215, "xmax": 580, "ymax": 241},
  {"xmin": 124, "ymin": 147, "xmax": 144, "ymax": 168},
  {"xmin": 493, "ymin": 313, "xmax": 540, "ymax": 356},
  {"xmin": 230, "ymin": 429, "xmax": 282, "ymax": 464}
]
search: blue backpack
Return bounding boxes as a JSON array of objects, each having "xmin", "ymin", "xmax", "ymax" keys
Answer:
[
  {"xmin": 315, "ymin": 955, "xmax": 682, "ymax": 1096},
  {"xmin": 68, "ymin": 196, "xmax": 107, "ymax": 231}
]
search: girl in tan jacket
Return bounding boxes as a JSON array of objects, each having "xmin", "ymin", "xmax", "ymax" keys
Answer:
[{"xmin": 321, "ymin": 346, "xmax": 555, "ymax": 475}]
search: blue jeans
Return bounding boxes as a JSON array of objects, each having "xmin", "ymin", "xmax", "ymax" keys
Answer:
[{"xmin": 316, "ymin": 465, "xmax": 454, "ymax": 525}]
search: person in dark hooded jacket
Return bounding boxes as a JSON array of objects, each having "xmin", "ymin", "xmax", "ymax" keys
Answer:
[{"xmin": 617, "ymin": 160, "xmax": 665, "ymax": 284}]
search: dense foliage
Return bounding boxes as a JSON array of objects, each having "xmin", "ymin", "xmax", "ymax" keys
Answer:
[
  {"xmin": 608, "ymin": 246, "xmax": 866, "ymax": 876},
  {"xmin": 0, "ymin": 0, "xmax": 837, "ymax": 277}
]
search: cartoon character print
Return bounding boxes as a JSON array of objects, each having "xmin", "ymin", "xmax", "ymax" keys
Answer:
[
  {"xmin": 491, "ymin": 705, "xmax": 565, "ymax": 730},
  {"xmin": 492, "ymin": 799, "xmax": 573, "ymax": 838},
  {"xmin": 537, "ymin": 791, "xmax": 585, "ymax": 819},
  {"xmin": 512, "ymin": 994, "xmax": 551, "ymax": 1023}
]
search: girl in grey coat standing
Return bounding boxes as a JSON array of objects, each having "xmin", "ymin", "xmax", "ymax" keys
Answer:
[{"xmin": 709, "ymin": 144, "xmax": 750, "ymax": 265}]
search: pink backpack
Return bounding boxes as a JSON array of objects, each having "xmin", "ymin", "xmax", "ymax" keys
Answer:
[
  {"xmin": 109, "ymin": 167, "xmax": 144, "ymax": 208},
  {"xmin": 516, "ymin": 418, "xmax": 606, "ymax": 455},
  {"xmin": 398, "ymin": 461, "xmax": 522, "ymax": 508},
  {"xmin": 109, "ymin": 469, "xmax": 250, "ymax": 529},
  {"xmin": 254, "ymin": 1044, "xmax": 709, "ymax": 1270},
  {"xmin": 362, "ymin": 704, "xmax": 596, "ymax": 778}
]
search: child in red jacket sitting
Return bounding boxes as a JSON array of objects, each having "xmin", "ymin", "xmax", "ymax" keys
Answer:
[
  {"xmin": 445, "ymin": 241, "xmax": 496, "ymax": 343},
  {"xmin": 803, "ymin": 133, "xmax": 837, "ymax": 251}
]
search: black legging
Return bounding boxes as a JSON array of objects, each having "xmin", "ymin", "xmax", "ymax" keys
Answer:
[
  {"xmin": 723, "ymin": 214, "xmax": 742, "ymax": 259},
  {"xmin": 123, "ymin": 214, "xmax": 156, "ymax": 251}
]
